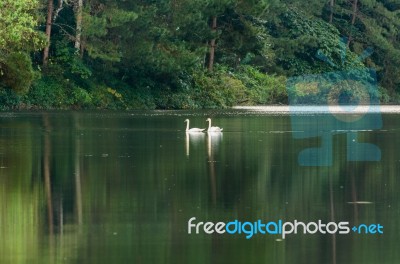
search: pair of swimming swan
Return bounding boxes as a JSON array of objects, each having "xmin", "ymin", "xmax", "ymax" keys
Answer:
[{"xmin": 185, "ymin": 118, "xmax": 223, "ymax": 132}]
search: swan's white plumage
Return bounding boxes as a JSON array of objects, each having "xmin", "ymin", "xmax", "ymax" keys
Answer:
[
  {"xmin": 184, "ymin": 119, "xmax": 205, "ymax": 132},
  {"xmin": 206, "ymin": 118, "xmax": 223, "ymax": 132}
]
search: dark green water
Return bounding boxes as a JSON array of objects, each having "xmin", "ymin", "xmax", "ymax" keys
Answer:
[{"xmin": 0, "ymin": 110, "xmax": 399, "ymax": 264}]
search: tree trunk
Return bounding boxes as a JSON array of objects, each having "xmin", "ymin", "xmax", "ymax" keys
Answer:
[
  {"xmin": 329, "ymin": 0, "xmax": 335, "ymax": 23},
  {"xmin": 350, "ymin": 0, "xmax": 358, "ymax": 25},
  {"xmin": 43, "ymin": 115, "xmax": 53, "ymax": 235},
  {"xmin": 53, "ymin": 0, "xmax": 64, "ymax": 22},
  {"xmin": 208, "ymin": 16, "xmax": 217, "ymax": 72},
  {"xmin": 74, "ymin": 115, "xmax": 83, "ymax": 225},
  {"xmin": 74, "ymin": 0, "xmax": 83, "ymax": 56},
  {"xmin": 347, "ymin": 0, "xmax": 358, "ymax": 47},
  {"xmin": 43, "ymin": 0, "xmax": 54, "ymax": 66}
]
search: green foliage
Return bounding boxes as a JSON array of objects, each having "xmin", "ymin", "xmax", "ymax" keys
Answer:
[
  {"xmin": 0, "ymin": 0, "xmax": 46, "ymax": 52},
  {"xmin": 53, "ymin": 40, "xmax": 92, "ymax": 80},
  {"xmin": 0, "ymin": 88, "xmax": 22, "ymax": 110},
  {"xmin": 83, "ymin": 4, "xmax": 138, "ymax": 62},
  {"xmin": 0, "ymin": 52, "xmax": 37, "ymax": 93},
  {"xmin": 122, "ymin": 87, "xmax": 157, "ymax": 109},
  {"xmin": 268, "ymin": 8, "xmax": 366, "ymax": 76},
  {"xmin": 152, "ymin": 89, "xmax": 197, "ymax": 109},
  {"xmin": 1, "ymin": 0, "xmax": 400, "ymax": 109},
  {"xmin": 286, "ymin": 68, "xmax": 387, "ymax": 105},
  {"xmin": 88, "ymin": 86, "xmax": 123, "ymax": 109},
  {"xmin": 0, "ymin": 0, "xmax": 44, "ymax": 99},
  {"xmin": 191, "ymin": 68, "xmax": 247, "ymax": 108},
  {"xmin": 71, "ymin": 87, "xmax": 92, "ymax": 106},
  {"xmin": 234, "ymin": 65, "xmax": 287, "ymax": 104},
  {"xmin": 27, "ymin": 77, "xmax": 67, "ymax": 108},
  {"xmin": 190, "ymin": 65, "xmax": 286, "ymax": 108},
  {"xmin": 216, "ymin": 11, "xmax": 273, "ymax": 69},
  {"xmin": 26, "ymin": 76, "xmax": 93, "ymax": 109}
]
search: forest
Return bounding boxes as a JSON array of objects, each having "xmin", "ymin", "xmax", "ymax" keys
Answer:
[{"xmin": 0, "ymin": 0, "xmax": 399, "ymax": 109}]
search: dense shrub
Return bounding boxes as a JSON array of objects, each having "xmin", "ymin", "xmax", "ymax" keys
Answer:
[
  {"xmin": 0, "ymin": 63, "xmax": 292, "ymax": 110},
  {"xmin": 0, "ymin": 52, "xmax": 36, "ymax": 93},
  {"xmin": 0, "ymin": 89, "xmax": 22, "ymax": 110},
  {"xmin": 27, "ymin": 77, "xmax": 66, "ymax": 108},
  {"xmin": 234, "ymin": 65, "xmax": 287, "ymax": 104},
  {"xmin": 191, "ymin": 68, "xmax": 247, "ymax": 108}
]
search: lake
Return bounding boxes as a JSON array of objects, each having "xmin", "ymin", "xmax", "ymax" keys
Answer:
[{"xmin": 0, "ymin": 108, "xmax": 399, "ymax": 264}]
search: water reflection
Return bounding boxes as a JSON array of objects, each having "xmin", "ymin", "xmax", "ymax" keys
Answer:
[
  {"xmin": 74, "ymin": 115, "xmax": 83, "ymax": 226},
  {"xmin": 0, "ymin": 112, "xmax": 399, "ymax": 263},
  {"xmin": 207, "ymin": 132, "xmax": 223, "ymax": 206},
  {"xmin": 185, "ymin": 132, "xmax": 205, "ymax": 157},
  {"xmin": 329, "ymin": 173, "xmax": 337, "ymax": 264},
  {"xmin": 43, "ymin": 114, "xmax": 54, "ymax": 237},
  {"xmin": 207, "ymin": 132, "xmax": 223, "ymax": 160}
]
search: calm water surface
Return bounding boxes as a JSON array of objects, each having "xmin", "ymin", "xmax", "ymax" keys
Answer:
[{"xmin": 0, "ymin": 109, "xmax": 399, "ymax": 264}]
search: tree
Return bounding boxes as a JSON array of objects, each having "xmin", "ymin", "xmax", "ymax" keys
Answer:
[
  {"xmin": 329, "ymin": 0, "xmax": 400, "ymax": 93},
  {"xmin": 0, "ymin": 0, "xmax": 45, "ymax": 53},
  {"xmin": 74, "ymin": 0, "xmax": 83, "ymax": 54},
  {"xmin": 43, "ymin": 0, "xmax": 54, "ymax": 65},
  {"xmin": 0, "ymin": 0, "xmax": 45, "ymax": 92},
  {"xmin": 80, "ymin": 1, "xmax": 138, "ymax": 62},
  {"xmin": 347, "ymin": 0, "xmax": 358, "ymax": 47},
  {"xmin": 208, "ymin": 16, "xmax": 217, "ymax": 71},
  {"xmin": 267, "ymin": 7, "xmax": 365, "ymax": 76}
]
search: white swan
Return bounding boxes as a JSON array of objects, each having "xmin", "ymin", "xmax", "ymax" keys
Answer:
[
  {"xmin": 184, "ymin": 119, "xmax": 205, "ymax": 132},
  {"xmin": 206, "ymin": 118, "xmax": 223, "ymax": 132}
]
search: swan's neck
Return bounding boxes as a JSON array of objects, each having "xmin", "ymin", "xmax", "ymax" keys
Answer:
[
  {"xmin": 207, "ymin": 120, "xmax": 211, "ymax": 129},
  {"xmin": 186, "ymin": 121, "xmax": 190, "ymax": 131}
]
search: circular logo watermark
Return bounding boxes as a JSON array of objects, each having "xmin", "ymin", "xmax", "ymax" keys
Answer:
[{"xmin": 327, "ymin": 80, "xmax": 371, "ymax": 123}]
